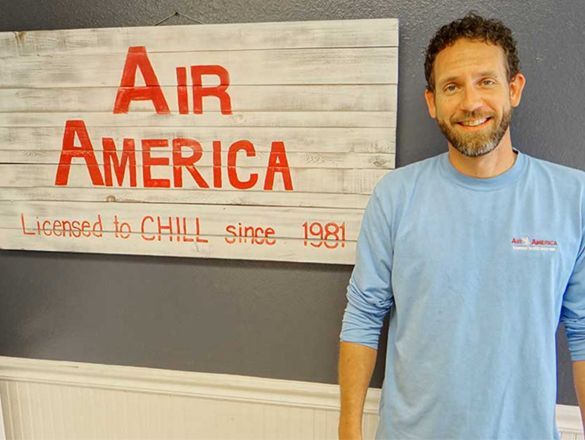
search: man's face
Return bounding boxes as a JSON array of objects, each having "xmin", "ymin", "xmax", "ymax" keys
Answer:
[{"xmin": 424, "ymin": 38, "xmax": 525, "ymax": 157}]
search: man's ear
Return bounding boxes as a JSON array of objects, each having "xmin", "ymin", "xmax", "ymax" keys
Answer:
[
  {"xmin": 424, "ymin": 88, "xmax": 437, "ymax": 119},
  {"xmin": 509, "ymin": 72, "xmax": 526, "ymax": 108}
]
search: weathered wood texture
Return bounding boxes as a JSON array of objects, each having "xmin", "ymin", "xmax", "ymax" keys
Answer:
[{"xmin": 0, "ymin": 18, "xmax": 398, "ymax": 264}]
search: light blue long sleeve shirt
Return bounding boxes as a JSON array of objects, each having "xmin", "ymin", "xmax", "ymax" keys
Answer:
[{"xmin": 341, "ymin": 149, "xmax": 585, "ymax": 440}]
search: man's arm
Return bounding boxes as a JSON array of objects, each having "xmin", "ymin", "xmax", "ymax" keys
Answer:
[
  {"xmin": 338, "ymin": 341, "xmax": 377, "ymax": 440},
  {"xmin": 338, "ymin": 188, "xmax": 394, "ymax": 439},
  {"xmin": 572, "ymin": 360, "xmax": 585, "ymax": 432}
]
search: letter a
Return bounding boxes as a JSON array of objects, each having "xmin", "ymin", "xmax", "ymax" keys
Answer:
[
  {"xmin": 264, "ymin": 141, "xmax": 293, "ymax": 190},
  {"xmin": 55, "ymin": 120, "xmax": 104, "ymax": 186},
  {"xmin": 113, "ymin": 46, "xmax": 170, "ymax": 114}
]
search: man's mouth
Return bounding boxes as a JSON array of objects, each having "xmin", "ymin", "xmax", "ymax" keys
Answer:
[{"xmin": 457, "ymin": 117, "xmax": 492, "ymax": 128}]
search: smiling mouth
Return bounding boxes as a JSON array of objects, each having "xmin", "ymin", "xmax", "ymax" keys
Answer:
[{"xmin": 457, "ymin": 117, "xmax": 493, "ymax": 128}]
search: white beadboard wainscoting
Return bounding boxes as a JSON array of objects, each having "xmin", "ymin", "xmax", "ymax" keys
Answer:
[
  {"xmin": 0, "ymin": 356, "xmax": 581, "ymax": 440},
  {"xmin": 0, "ymin": 394, "xmax": 5, "ymax": 440}
]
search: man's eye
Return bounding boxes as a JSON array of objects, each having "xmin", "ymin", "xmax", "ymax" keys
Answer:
[
  {"xmin": 444, "ymin": 84, "xmax": 457, "ymax": 93},
  {"xmin": 482, "ymin": 79, "xmax": 496, "ymax": 86}
]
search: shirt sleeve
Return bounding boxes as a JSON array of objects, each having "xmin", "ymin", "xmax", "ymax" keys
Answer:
[
  {"xmin": 561, "ymin": 229, "xmax": 585, "ymax": 361},
  {"xmin": 339, "ymin": 187, "xmax": 395, "ymax": 350}
]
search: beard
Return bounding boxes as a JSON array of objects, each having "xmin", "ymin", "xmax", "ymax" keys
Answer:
[{"xmin": 436, "ymin": 108, "xmax": 513, "ymax": 158}]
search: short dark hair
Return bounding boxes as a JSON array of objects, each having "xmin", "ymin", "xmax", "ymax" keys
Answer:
[{"xmin": 424, "ymin": 13, "xmax": 520, "ymax": 91}]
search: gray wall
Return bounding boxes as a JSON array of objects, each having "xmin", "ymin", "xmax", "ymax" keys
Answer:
[{"xmin": 0, "ymin": 0, "xmax": 582, "ymax": 405}]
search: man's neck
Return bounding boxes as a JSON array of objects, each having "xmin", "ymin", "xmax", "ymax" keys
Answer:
[{"xmin": 447, "ymin": 133, "xmax": 517, "ymax": 179}]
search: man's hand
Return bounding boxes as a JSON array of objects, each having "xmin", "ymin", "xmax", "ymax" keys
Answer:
[{"xmin": 338, "ymin": 341, "xmax": 377, "ymax": 440}]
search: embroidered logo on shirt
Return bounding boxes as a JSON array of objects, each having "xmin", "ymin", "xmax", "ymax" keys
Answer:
[{"xmin": 511, "ymin": 237, "xmax": 558, "ymax": 252}]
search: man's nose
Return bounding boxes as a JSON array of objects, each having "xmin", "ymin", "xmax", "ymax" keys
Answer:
[{"xmin": 459, "ymin": 84, "xmax": 483, "ymax": 113}]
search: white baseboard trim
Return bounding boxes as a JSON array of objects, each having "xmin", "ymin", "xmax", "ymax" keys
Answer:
[
  {"xmin": 0, "ymin": 395, "xmax": 5, "ymax": 440},
  {"xmin": 0, "ymin": 355, "xmax": 581, "ymax": 438},
  {"xmin": 557, "ymin": 404, "xmax": 583, "ymax": 434},
  {"xmin": 0, "ymin": 356, "xmax": 379, "ymax": 412}
]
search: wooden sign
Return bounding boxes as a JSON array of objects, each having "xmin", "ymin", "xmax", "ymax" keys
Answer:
[{"xmin": 0, "ymin": 19, "xmax": 398, "ymax": 264}]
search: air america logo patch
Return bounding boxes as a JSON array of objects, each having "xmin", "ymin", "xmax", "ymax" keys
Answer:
[{"xmin": 511, "ymin": 237, "xmax": 558, "ymax": 252}]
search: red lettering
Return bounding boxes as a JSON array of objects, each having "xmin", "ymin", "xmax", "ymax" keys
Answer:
[
  {"xmin": 42, "ymin": 220, "xmax": 52, "ymax": 236},
  {"xmin": 113, "ymin": 46, "xmax": 170, "ymax": 114},
  {"xmin": 176, "ymin": 66, "xmax": 189, "ymax": 115},
  {"xmin": 53, "ymin": 220, "xmax": 63, "ymax": 237},
  {"xmin": 228, "ymin": 140, "xmax": 258, "ymax": 189},
  {"xmin": 81, "ymin": 221, "xmax": 91, "ymax": 237},
  {"xmin": 157, "ymin": 216, "xmax": 173, "ymax": 241},
  {"xmin": 253, "ymin": 229, "xmax": 265, "ymax": 245},
  {"xmin": 20, "ymin": 214, "xmax": 35, "ymax": 236},
  {"xmin": 93, "ymin": 215, "xmax": 104, "ymax": 237},
  {"xmin": 265, "ymin": 227, "xmax": 276, "ymax": 245},
  {"xmin": 55, "ymin": 120, "xmax": 104, "ymax": 186},
  {"xmin": 191, "ymin": 65, "xmax": 232, "ymax": 114},
  {"xmin": 224, "ymin": 223, "xmax": 276, "ymax": 245},
  {"xmin": 194, "ymin": 218, "xmax": 208, "ymax": 243},
  {"xmin": 213, "ymin": 140, "xmax": 222, "ymax": 188},
  {"xmin": 141, "ymin": 215, "xmax": 156, "ymax": 241},
  {"xmin": 102, "ymin": 137, "xmax": 137, "ymax": 187},
  {"xmin": 225, "ymin": 224, "xmax": 237, "ymax": 244},
  {"xmin": 182, "ymin": 217, "xmax": 194, "ymax": 243},
  {"xmin": 55, "ymin": 127, "xmax": 291, "ymax": 191},
  {"xmin": 244, "ymin": 225, "xmax": 255, "ymax": 244},
  {"xmin": 264, "ymin": 141, "xmax": 293, "ymax": 190},
  {"xmin": 172, "ymin": 138, "xmax": 208, "ymax": 188},
  {"xmin": 142, "ymin": 139, "xmax": 170, "ymax": 188}
]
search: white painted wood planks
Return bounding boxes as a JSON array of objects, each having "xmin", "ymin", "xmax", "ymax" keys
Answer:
[
  {"xmin": 0, "ymin": 18, "xmax": 398, "ymax": 264},
  {"xmin": 0, "ymin": 19, "xmax": 398, "ymax": 56}
]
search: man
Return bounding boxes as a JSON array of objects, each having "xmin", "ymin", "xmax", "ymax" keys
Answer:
[{"xmin": 339, "ymin": 13, "xmax": 585, "ymax": 440}]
